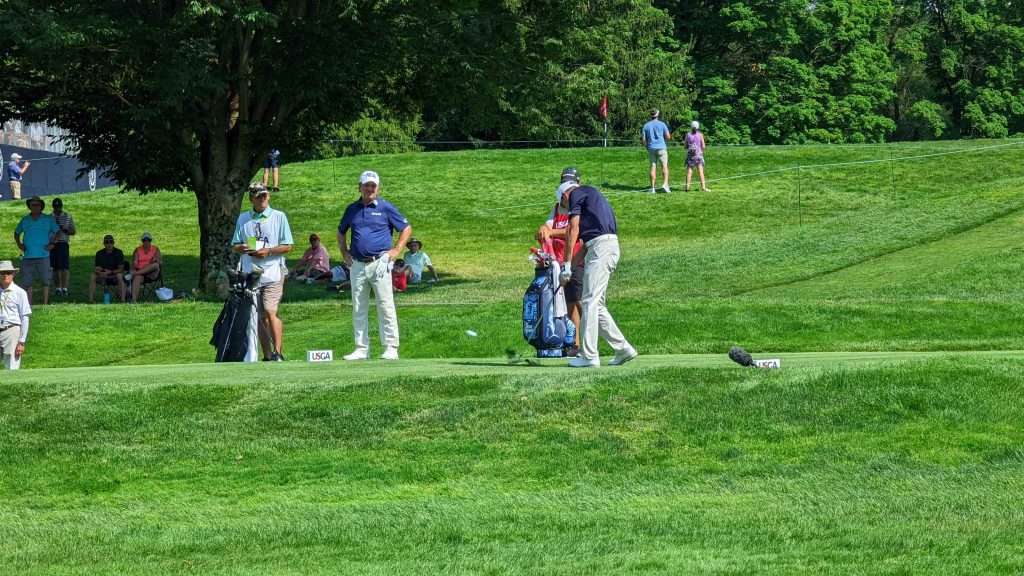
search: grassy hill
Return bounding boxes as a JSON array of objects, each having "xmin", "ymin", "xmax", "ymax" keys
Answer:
[
  {"xmin": 1, "ymin": 140, "xmax": 1022, "ymax": 367},
  {"xmin": 2, "ymin": 142, "xmax": 1024, "ymax": 574}
]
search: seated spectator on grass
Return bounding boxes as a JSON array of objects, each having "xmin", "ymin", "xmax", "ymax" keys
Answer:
[
  {"xmin": 89, "ymin": 234, "xmax": 126, "ymax": 303},
  {"xmin": 402, "ymin": 238, "xmax": 438, "ymax": 283},
  {"xmin": 391, "ymin": 259, "xmax": 410, "ymax": 292},
  {"xmin": 289, "ymin": 233, "xmax": 331, "ymax": 283},
  {"xmin": 129, "ymin": 232, "xmax": 162, "ymax": 302},
  {"xmin": 326, "ymin": 264, "xmax": 351, "ymax": 292}
]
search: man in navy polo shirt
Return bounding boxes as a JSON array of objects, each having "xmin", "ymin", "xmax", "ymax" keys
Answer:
[
  {"xmin": 558, "ymin": 178, "xmax": 637, "ymax": 368},
  {"xmin": 337, "ymin": 170, "xmax": 413, "ymax": 361}
]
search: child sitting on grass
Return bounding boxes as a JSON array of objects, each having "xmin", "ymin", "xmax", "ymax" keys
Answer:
[{"xmin": 391, "ymin": 259, "xmax": 411, "ymax": 292}]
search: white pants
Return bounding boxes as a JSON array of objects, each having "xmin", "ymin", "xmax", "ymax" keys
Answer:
[
  {"xmin": 0, "ymin": 325, "xmax": 23, "ymax": 370},
  {"xmin": 350, "ymin": 258, "xmax": 399, "ymax": 353},
  {"xmin": 579, "ymin": 235, "xmax": 630, "ymax": 361}
]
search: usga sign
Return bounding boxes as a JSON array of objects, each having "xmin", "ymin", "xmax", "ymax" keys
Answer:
[
  {"xmin": 755, "ymin": 358, "xmax": 781, "ymax": 369},
  {"xmin": 306, "ymin": 350, "xmax": 334, "ymax": 362}
]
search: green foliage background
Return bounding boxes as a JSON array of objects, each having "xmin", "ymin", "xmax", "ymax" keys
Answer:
[{"xmin": 326, "ymin": 0, "xmax": 1024, "ymax": 148}]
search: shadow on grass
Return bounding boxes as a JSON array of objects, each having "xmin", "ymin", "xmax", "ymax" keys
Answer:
[
  {"xmin": 600, "ymin": 183, "xmax": 650, "ymax": 192},
  {"xmin": 448, "ymin": 361, "xmax": 544, "ymax": 368},
  {"xmin": 42, "ymin": 254, "xmax": 482, "ymax": 304}
]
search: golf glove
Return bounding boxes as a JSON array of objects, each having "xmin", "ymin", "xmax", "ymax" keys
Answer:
[
  {"xmin": 375, "ymin": 253, "xmax": 391, "ymax": 281},
  {"xmin": 559, "ymin": 263, "xmax": 572, "ymax": 283}
]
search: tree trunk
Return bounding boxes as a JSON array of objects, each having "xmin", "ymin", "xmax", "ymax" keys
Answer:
[{"xmin": 195, "ymin": 177, "xmax": 247, "ymax": 296}]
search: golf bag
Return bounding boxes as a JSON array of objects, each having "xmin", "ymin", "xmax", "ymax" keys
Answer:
[
  {"xmin": 522, "ymin": 248, "xmax": 577, "ymax": 358},
  {"xmin": 210, "ymin": 268, "xmax": 262, "ymax": 362}
]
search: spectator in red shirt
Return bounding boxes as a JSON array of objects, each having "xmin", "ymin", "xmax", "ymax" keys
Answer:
[
  {"xmin": 391, "ymin": 259, "xmax": 410, "ymax": 292},
  {"xmin": 535, "ymin": 167, "xmax": 585, "ymax": 350}
]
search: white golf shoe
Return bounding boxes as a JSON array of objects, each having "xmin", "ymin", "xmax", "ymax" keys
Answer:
[
  {"xmin": 608, "ymin": 346, "xmax": 638, "ymax": 366},
  {"xmin": 568, "ymin": 356, "xmax": 600, "ymax": 368},
  {"xmin": 380, "ymin": 348, "xmax": 400, "ymax": 361},
  {"xmin": 343, "ymin": 350, "xmax": 369, "ymax": 361}
]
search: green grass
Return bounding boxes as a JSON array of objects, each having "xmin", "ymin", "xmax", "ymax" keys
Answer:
[
  {"xmin": 2, "ymin": 140, "xmax": 1023, "ymax": 367},
  {"xmin": 2, "ymin": 353, "xmax": 1023, "ymax": 574},
  {"xmin": 3, "ymin": 142, "xmax": 1024, "ymax": 573}
]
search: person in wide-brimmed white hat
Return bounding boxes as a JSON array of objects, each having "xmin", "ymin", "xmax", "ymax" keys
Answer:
[{"xmin": 0, "ymin": 260, "xmax": 32, "ymax": 370}]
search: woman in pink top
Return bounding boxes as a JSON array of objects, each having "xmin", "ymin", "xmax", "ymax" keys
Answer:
[
  {"xmin": 129, "ymin": 232, "xmax": 162, "ymax": 302},
  {"xmin": 685, "ymin": 120, "xmax": 710, "ymax": 193},
  {"xmin": 289, "ymin": 233, "xmax": 331, "ymax": 282}
]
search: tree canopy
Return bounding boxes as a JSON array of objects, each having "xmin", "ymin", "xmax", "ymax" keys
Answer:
[{"xmin": 1, "ymin": 0, "xmax": 1021, "ymax": 284}]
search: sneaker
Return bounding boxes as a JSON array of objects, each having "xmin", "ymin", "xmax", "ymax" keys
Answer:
[
  {"xmin": 608, "ymin": 346, "xmax": 638, "ymax": 366},
  {"xmin": 662, "ymin": 185, "xmax": 671, "ymax": 194},
  {"xmin": 271, "ymin": 352, "xmax": 285, "ymax": 362},
  {"xmin": 294, "ymin": 274, "xmax": 306, "ymax": 282},
  {"xmin": 703, "ymin": 187, "xmax": 712, "ymax": 193},
  {"xmin": 649, "ymin": 187, "xmax": 657, "ymax": 194},
  {"xmin": 380, "ymin": 348, "xmax": 400, "ymax": 361},
  {"xmin": 343, "ymin": 350, "xmax": 369, "ymax": 361},
  {"xmin": 568, "ymin": 356, "xmax": 600, "ymax": 368}
]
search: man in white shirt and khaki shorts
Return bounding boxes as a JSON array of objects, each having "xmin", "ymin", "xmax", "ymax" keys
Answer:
[
  {"xmin": 232, "ymin": 184, "xmax": 294, "ymax": 361},
  {"xmin": 0, "ymin": 260, "xmax": 32, "ymax": 370}
]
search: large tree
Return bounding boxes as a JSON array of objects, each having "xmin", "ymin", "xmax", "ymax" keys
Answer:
[{"xmin": 1, "ymin": 0, "xmax": 408, "ymax": 290}]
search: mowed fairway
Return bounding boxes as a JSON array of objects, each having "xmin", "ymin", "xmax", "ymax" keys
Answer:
[
  {"xmin": 2, "ymin": 142, "xmax": 1024, "ymax": 573},
  {"xmin": 2, "ymin": 353, "xmax": 1024, "ymax": 574}
]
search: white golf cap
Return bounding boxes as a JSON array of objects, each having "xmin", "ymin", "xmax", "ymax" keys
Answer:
[
  {"xmin": 555, "ymin": 181, "xmax": 579, "ymax": 203},
  {"xmin": 691, "ymin": 120, "xmax": 700, "ymax": 129},
  {"xmin": 359, "ymin": 170, "xmax": 380, "ymax": 185},
  {"xmin": 10, "ymin": 153, "xmax": 21, "ymax": 160}
]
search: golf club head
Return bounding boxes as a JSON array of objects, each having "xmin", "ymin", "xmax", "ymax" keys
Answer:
[{"xmin": 728, "ymin": 346, "xmax": 756, "ymax": 367}]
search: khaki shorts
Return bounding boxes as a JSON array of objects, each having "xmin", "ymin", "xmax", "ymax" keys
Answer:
[
  {"xmin": 260, "ymin": 279, "xmax": 284, "ymax": 314},
  {"xmin": 9, "ymin": 180, "xmax": 21, "ymax": 200},
  {"xmin": 647, "ymin": 148, "xmax": 668, "ymax": 165},
  {"xmin": 1, "ymin": 324, "xmax": 23, "ymax": 370}
]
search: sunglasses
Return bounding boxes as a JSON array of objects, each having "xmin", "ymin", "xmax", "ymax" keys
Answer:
[{"xmin": 104, "ymin": 241, "xmax": 114, "ymax": 244}]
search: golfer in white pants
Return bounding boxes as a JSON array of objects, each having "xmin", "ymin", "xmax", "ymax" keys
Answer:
[
  {"xmin": 337, "ymin": 170, "xmax": 413, "ymax": 360},
  {"xmin": 557, "ymin": 180, "xmax": 637, "ymax": 368}
]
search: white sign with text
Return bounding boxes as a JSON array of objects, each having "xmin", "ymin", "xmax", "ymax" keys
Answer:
[
  {"xmin": 307, "ymin": 350, "xmax": 334, "ymax": 363},
  {"xmin": 755, "ymin": 358, "xmax": 781, "ymax": 369}
]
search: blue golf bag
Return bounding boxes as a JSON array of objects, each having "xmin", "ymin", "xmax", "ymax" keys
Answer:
[{"xmin": 523, "ymin": 254, "xmax": 577, "ymax": 358}]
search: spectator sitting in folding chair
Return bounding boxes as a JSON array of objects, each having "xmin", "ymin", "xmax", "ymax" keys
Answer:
[
  {"xmin": 129, "ymin": 232, "xmax": 162, "ymax": 302},
  {"xmin": 89, "ymin": 234, "xmax": 127, "ymax": 303}
]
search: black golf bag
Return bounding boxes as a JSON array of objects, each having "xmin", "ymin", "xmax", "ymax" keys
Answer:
[
  {"xmin": 210, "ymin": 268, "xmax": 262, "ymax": 362},
  {"xmin": 522, "ymin": 249, "xmax": 577, "ymax": 358}
]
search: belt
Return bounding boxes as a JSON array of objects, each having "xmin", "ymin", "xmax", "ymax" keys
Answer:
[
  {"xmin": 0, "ymin": 324, "xmax": 16, "ymax": 332},
  {"xmin": 584, "ymin": 233, "xmax": 618, "ymax": 248},
  {"xmin": 357, "ymin": 254, "xmax": 386, "ymax": 264}
]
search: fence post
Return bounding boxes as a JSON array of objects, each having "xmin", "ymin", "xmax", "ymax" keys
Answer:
[
  {"xmin": 797, "ymin": 165, "xmax": 803, "ymax": 228},
  {"xmin": 889, "ymin": 145, "xmax": 895, "ymax": 198}
]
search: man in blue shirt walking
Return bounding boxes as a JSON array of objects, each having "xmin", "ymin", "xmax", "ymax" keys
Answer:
[
  {"xmin": 337, "ymin": 170, "xmax": 413, "ymax": 361},
  {"xmin": 641, "ymin": 109, "xmax": 672, "ymax": 194},
  {"xmin": 557, "ymin": 179, "xmax": 637, "ymax": 368}
]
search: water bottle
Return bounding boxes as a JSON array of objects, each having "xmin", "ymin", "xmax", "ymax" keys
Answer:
[{"xmin": 103, "ymin": 292, "xmax": 112, "ymax": 304}]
